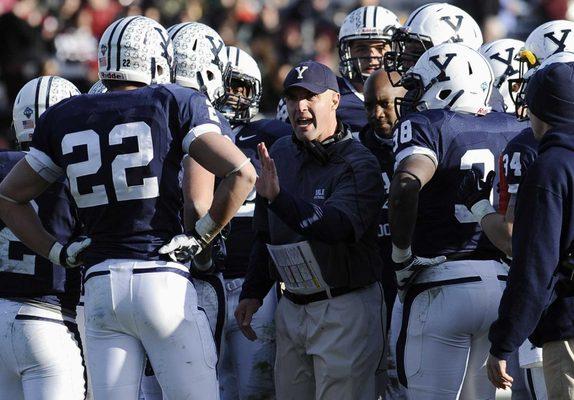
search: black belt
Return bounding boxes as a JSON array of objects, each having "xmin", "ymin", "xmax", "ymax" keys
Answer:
[{"xmin": 283, "ymin": 286, "xmax": 362, "ymax": 305}]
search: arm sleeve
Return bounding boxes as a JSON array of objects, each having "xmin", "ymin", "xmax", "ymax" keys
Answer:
[
  {"xmin": 268, "ymin": 190, "xmax": 356, "ymax": 243},
  {"xmin": 489, "ymin": 170, "xmax": 563, "ymax": 360},
  {"xmin": 27, "ymin": 110, "xmax": 64, "ymax": 182},
  {"xmin": 240, "ymin": 195, "xmax": 275, "ymax": 301},
  {"xmin": 173, "ymin": 89, "xmax": 224, "ymax": 153},
  {"xmin": 393, "ymin": 114, "xmax": 440, "ymax": 169}
]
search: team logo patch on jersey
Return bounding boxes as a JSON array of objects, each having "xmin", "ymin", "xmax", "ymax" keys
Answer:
[
  {"xmin": 23, "ymin": 107, "xmax": 33, "ymax": 119},
  {"xmin": 314, "ymin": 188, "xmax": 326, "ymax": 200}
]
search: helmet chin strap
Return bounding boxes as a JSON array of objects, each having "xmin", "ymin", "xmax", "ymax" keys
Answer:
[{"xmin": 445, "ymin": 89, "xmax": 465, "ymax": 110}]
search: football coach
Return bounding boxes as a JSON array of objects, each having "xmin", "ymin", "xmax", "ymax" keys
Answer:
[{"xmin": 234, "ymin": 60, "xmax": 385, "ymax": 400}]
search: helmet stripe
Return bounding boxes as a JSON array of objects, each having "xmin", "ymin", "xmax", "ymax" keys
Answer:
[
  {"xmin": 373, "ymin": 6, "xmax": 378, "ymax": 28},
  {"xmin": 34, "ymin": 77, "xmax": 43, "ymax": 126},
  {"xmin": 169, "ymin": 22, "xmax": 191, "ymax": 41},
  {"xmin": 105, "ymin": 19, "xmax": 124, "ymax": 71},
  {"xmin": 116, "ymin": 16, "xmax": 142, "ymax": 72},
  {"xmin": 235, "ymin": 47, "xmax": 240, "ymax": 65},
  {"xmin": 45, "ymin": 76, "xmax": 55, "ymax": 109},
  {"xmin": 405, "ymin": 3, "xmax": 434, "ymax": 27}
]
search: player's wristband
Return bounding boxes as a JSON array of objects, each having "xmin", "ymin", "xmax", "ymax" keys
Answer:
[
  {"xmin": 392, "ymin": 245, "xmax": 412, "ymax": 264},
  {"xmin": 195, "ymin": 213, "xmax": 223, "ymax": 247},
  {"xmin": 49, "ymin": 242, "xmax": 63, "ymax": 266},
  {"xmin": 470, "ymin": 199, "xmax": 496, "ymax": 226}
]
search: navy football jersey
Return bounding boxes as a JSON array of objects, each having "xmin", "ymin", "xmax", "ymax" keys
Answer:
[
  {"xmin": 28, "ymin": 84, "xmax": 225, "ymax": 267},
  {"xmin": 0, "ymin": 150, "xmax": 81, "ymax": 311},
  {"xmin": 336, "ymin": 76, "xmax": 367, "ymax": 138},
  {"xmin": 393, "ymin": 110, "xmax": 523, "ymax": 257},
  {"xmin": 358, "ymin": 125, "xmax": 393, "ymax": 263},
  {"xmin": 498, "ymin": 127, "xmax": 538, "ymax": 213},
  {"xmin": 223, "ymin": 118, "xmax": 292, "ymax": 278}
]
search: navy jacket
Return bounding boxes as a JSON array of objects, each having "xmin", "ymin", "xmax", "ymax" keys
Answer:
[{"xmin": 490, "ymin": 127, "xmax": 574, "ymax": 359}]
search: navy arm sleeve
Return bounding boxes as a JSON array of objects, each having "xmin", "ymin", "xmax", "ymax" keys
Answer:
[
  {"xmin": 489, "ymin": 178, "xmax": 563, "ymax": 360},
  {"xmin": 268, "ymin": 190, "xmax": 355, "ymax": 244},
  {"xmin": 239, "ymin": 195, "xmax": 275, "ymax": 301}
]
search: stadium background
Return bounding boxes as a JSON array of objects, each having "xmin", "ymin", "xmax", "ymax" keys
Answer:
[{"xmin": 0, "ymin": 1, "xmax": 567, "ymax": 397}]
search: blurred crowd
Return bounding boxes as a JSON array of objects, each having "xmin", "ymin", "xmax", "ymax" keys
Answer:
[{"xmin": 0, "ymin": 0, "xmax": 569, "ymax": 147}]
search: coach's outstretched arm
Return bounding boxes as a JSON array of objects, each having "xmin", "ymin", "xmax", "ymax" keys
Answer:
[
  {"xmin": 160, "ymin": 133, "xmax": 256, "ymax": 261},
  {"xmin": 0, "ymin": 159, "xmax": 90, "ymax": 268}
]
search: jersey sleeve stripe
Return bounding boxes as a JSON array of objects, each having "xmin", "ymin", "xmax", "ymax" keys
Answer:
[
  {"xmin": 394, "ymin": 146, "xmax": 438, "ymax": 169},
  {"xmin": 26, "ymin": 147, "xmax": 63, "ymax": 183},
  {"xmin": 508, "ymin": 183, "xmax": 519, "ymax": 194},
  {"xmin": 182, "ymin": 123, "xmax": 222, "ymax": 153}
]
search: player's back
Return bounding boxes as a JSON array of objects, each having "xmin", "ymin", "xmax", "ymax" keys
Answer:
[
  {"xmin": 29, "ymin": 84, "xmax": 223, "ymax": 267},
  {"xmin": 336, "ymin": 76, "xmax": 367, "ymax": 137},
  {"xmin": 394, "ymin": 109, "xmax": 523, "ymax": 257},
  {"xmin": 0, "ymin": 150, "xmax": 80, "ymax": 310}
]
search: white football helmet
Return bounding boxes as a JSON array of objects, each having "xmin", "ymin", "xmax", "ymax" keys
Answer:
[
  {"xmin": 98, "ymin": 16, "xmax": 173, "ymax": 85},
  {"xmin": 396, "ymin": 43, "xmax": 493, "ymax": 116},
  {"xmin": 338, "ymin": 6, "xmax": 400, "ymax": 81},
  {"xmin": 168, "ymin": 22, "xmax": 229, "ymax": 104},
  {"xmin": 514, "ymin": 51, "xmax": 574, "ymax": 119},
  {"xmin": 88, "ymin": 80, "xmax": 108, "ymax": 94},
  {"xmin": 13, "ymin": 76, "xmax": 80, "ymax": 144},
  {"xmin": 216, "ymin": 46, "xmax": 261, "ymax": 123},
  {"xmin": 479, "ymin": 39, "xmax": 524, "ymax": 114},
  {"xmin": 385, "ymin": 3, "xmax": 482, "ymax": 77},
  {"xmin": 522, "ymin": 20, "xmax": 574, "ymax": 68}
]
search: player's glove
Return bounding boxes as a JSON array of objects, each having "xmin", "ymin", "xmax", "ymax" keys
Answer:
[
  {"xmin": 49, "ymin": 238, "xmax": 91, "ymax": 269},
  {"xmin": 458, "ymin": 169, "xmax": 497, "ymax": 223},
  {"xmin": 392, "ymin": 245, "xmax": 445, "ymax": 302},
  {"xmin": 158, "ymin": 231, "xmax": 205, "ymax": 264}
]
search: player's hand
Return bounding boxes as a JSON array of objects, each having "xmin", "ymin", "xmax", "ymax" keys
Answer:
[
  {"xmin": 395, "ymin": 255, "xmax": 446, "ymax": 302},
  {"xmin": 235, "ymin": 298, "xmax": 263, "ymax": 341},
  {"xmin": 49, "ymin": 238, "xmax": 91, "ymax": 269},
  {"xmin": 159, "ymin": 233, "xmax": 203, "ymax": 263},
  {"xmin": 458, "ymin": 169, "xmax": 495, "ymax": 210},
  {"xmin": 255, "ymin": 142, "xmax": 280, "ymax": 202},
  {"xmin": 487, "ymin": 354, "xmax": 513, "ymax": 390}
]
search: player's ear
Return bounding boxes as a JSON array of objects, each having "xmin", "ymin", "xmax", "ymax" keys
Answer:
[{"xmin": 331, "ymin": 91, "xmax": 340, "ymax": 110}]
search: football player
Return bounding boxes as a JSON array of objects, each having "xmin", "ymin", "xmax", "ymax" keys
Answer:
[
  {"xmin": 215, "ymin": 45, "xmax": 292, "ymax": 400},
  {"xmin": 360, "ymin": 69, "xmax": 407, "ymax": 400},
  {"xmin": 0, "ymin": 76, "xmax": 85, "ymax": 400},
  {"xmin": 388, "ymin": 43, "xmax": 523, "ymax": 399},
  {"xmin": 277, "ymin": 5, "xmax": 400, "ymax": 137},
  {"xmin": 459, "ymin": 51, "xmax": 574, "ymax": 400},
  {"xmin": 0, "ymin": 16, "xmax": 255, "ymax": 400}
]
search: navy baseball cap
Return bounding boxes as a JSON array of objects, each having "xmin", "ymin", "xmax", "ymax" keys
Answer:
[
  {"xmin": 526, "ymin": 61, "xmax": 574, "ymax": 126},
  {"xmin": 283, "ymin": 61, "xmax": 339, "ymax": 94}
]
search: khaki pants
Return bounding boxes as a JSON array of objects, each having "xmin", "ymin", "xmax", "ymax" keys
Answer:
[
  {"xmin": 274, "ymin": 282, "xmax": 385, "ymax": 400},
  {"xmin": 542, "ymin": 338, "xmax": 574, "ymax": 399}
]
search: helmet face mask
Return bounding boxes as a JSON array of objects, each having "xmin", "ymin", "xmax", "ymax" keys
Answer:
[
  {"xmin": 384, "ymin": 28, "xmax": 434, "ymax": 81},
  {"xmin": 216, "ymin": 46, "xmax": 262, "ymax": 123},
  {"xmin": 338, "ymin": 6, "xmax": 400, "ymax": 82}
]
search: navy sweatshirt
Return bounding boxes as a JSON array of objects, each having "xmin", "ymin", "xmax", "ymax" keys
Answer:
[{"xmin": 489, "ymin": 127, "xmax": 574, "ymax": 360}]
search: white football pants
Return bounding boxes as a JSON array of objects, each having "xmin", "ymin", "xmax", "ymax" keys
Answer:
[
  {"xmin": 83, "ymin": 259, "xmax": 218, "ymax": 400},
  {"xmin": 0, "ymin": 298, "xmax": 85, "ymax": 400},
  {"xmin": 396, "ymin": 259, "xmax": 508, "ymax": 400}
]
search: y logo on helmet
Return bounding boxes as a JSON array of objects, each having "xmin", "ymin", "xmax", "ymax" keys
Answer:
[
  {"xmin": 440, "ymin": 15, "xmax": 464, "ymax": 33},
  {"xmin": 544, "ymin": 29, "xmax": 572, "ymax": 53},
  {"xmin": 154, "ymin": 27, "xmax": 172, "ymax": 67},
  {"xmin": 490, "ymin": 48, "xmax": 519, "ymax": 76},
  {"xmin": 205, "ymin": 35, "xmax": 225, "ymax": 68},
  {"xmin": 23, "ymin": 107, "xmax": 33, "ymax": 119},
  {"xmin": 295, "ymin": 66, "xmax": 309, "ymax": 79},
  {"xmin": 429, "ymin": 53, "xmax": 456, "ymax": 82}
]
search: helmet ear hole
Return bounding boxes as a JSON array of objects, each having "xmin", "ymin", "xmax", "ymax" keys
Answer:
[
  {"xmin": 207, "ymin": 70, "xmax": 214, "ymax": 81},
  {"xmin": 438, "ymin": 89, "xmax": 451, "ymax": 100},
  {"xmin": 157, "ymin": 65, "xmax": 164, "ymax": 77}
]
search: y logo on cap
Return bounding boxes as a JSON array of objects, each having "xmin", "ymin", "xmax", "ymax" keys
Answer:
[{"xmin": 295, "ymin": 66, "xmax": 309, "ymax": 79}]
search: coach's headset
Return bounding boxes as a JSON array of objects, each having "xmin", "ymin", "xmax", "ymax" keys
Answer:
[{"xmin": 292, "ymin": 119, "xmax": 352, "ymax": 165}]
